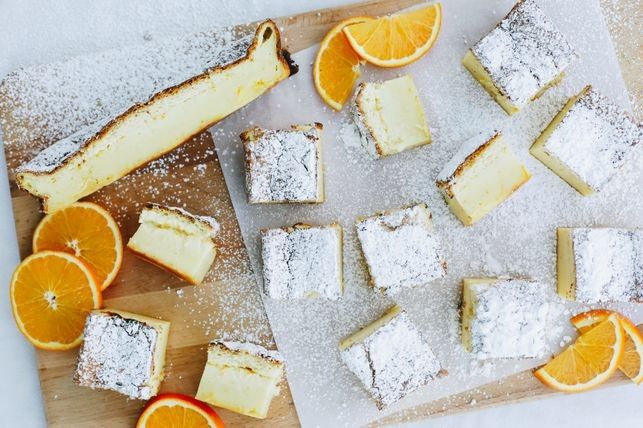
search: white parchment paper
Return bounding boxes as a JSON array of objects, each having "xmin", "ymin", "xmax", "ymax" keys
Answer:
[{"xmin": 212, "ymin": 0, "xmax": 642, "ymax": 426}]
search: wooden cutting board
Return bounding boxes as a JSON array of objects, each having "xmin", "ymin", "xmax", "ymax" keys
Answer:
[{"xmin": 1, "ymin": 0, "xmax": 639, "ymax": 426}]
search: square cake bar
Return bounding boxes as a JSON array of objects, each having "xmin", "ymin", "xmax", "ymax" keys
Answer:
[
  {"xmin": 196, "ymin": 341, "xmax": 284, "ymax": 419},
  {"xmin": 557, "ymin": 228, "xmax": 643, "ymax": 303},
  {"xmin": 261, "ymin": 223, "xmax": 343, "ymax": 299},
  {"xmin": 340, "ymin": 305, "xmax": 444, "ymax": 409},
  {"xmin": 242, "ymin": 123, "xmax": 324, "ymax": 203},
  {"xmin": 530, "ymin": 85, "xmax": 642, "ymax": 195},
  {"xmin": 355, "ymin": 203, "xmax": 446, "ymax": 295},
  {"xmin": 461, "ymin": 278, "xmax": 549, "ymax": 359},
  {"xmin": 462, "ymin": 0, "xmax": 576, "ymax": 115},
  {"xmin": 352, "ymin": 75, "xmax": 431, "ymax": 158},
  {"xmin": 127, "ymin": 203, "xmax": 219, "ymax": 284},
  {"xmin": 436, "ymin": 131, "xmax": 531, "ymax": 226},
  {"xmin": 73, "ymin": 309, "xmax": 171, "ymax": 399}
]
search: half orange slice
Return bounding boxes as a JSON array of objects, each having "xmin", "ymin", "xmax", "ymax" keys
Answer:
[
  {"xmin": 534, "ymin": 313, "xmax": 624, "ymax": 392},
  {"xmin": 314, "ymin": 16, "xmax": 374, "ymax": 110},
  {"xmin": 343, "ymin": 3, "xmax": 442, "ymax": 67},
  {"xmin": 571, "ymin": 310, "xmax": 643, "ymax": 384}
]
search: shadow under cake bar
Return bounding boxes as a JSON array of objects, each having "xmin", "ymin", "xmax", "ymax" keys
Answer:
[
  {"xmin": 352, "ymin": 75, "xmax": 431, "ymax": 158},
  {"xmin": 461, "ymin": 278, "xmax": 549, "ymax": 359},
  {"xmin": 436, "ymin": 131, "xmax": 531, "ymax": 226},
  {"xmin": 557, "ymin": 227, "xmax": 643, "ymax": 303},
  {"xmin": 339, "ymin": 305, "xmax": 445, "ymax": 409},
  {"xmin": 462, "ymin": 0, "xmax": 576, "ymax": 115},
  {"xmin": 127, "ymin": 203, "xmax": 220, "ymax": 285},
  {"xmin": 73, "ymin": 309, "xmax": 171, "ymax": 400},
  {"xmin": 242, "ymin": 123, "xmax": 324, "ymax": 204},
  {"xmin": 530, "ymin": 85, "xmax": 642, "ymax": 195},
  {"xmin": 261, "ymin": 223, "xmax": 343, "ymax": 299},
  {"xmin": 195, "ymin": 340, "xmax": 284, "ymax": 419},
  {"xmin": 355, "ymin": 203, "xmax": 446, "ymax": 295}
]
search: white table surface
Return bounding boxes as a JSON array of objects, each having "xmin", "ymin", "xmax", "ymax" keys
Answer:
[{"xmin": 0, "ymin": 1, "xmax": 641, "ymax": 426}]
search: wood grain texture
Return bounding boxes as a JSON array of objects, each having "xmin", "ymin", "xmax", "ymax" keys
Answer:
[{"xmin": 1, "ymin": 0, "xmax": 640, "ymax": 427}]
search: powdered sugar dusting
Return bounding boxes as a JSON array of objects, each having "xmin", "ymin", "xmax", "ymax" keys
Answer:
[
  {"xmin": 73, "ymin": 311, "xmax": 163, "ymax": 400},
  {"xmin": 1, "ymin": 30, "xmax": 251, "ymax": 152},
  {"xmin": 341, "ymin": 309, "xmax": 443, "ymax": 409},
  {"xmin": 541, "ymin": 87, "xmax": 642, "ymax": 191},
  {"xmin": 467, "ymin": 279, "xmax": 549, "ymax": 359},
  {"xmin": 572, "ymin": 228, "xmax": 643, "ymax": 303},
  {"xmin": 471, "ymin": 0, "xmax": 576, "ymax": 107},
  {"xmin": 261, "ymin": 224, "xmax": 342, "ymax": 299},
  {"xmin": 244, "ymin": 125, "xmax": 322, "ymax": 203},
  {"xmin": 355, "ymin": 204, "xmax": 446, "ymax": 295}
]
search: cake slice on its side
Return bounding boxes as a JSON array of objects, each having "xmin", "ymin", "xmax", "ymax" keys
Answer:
[
  {"xmin": 261, "ymin": 223, "xmax": 343, "ymax": 299},
  {"xmin": 243, "ymin": 123, "xmax": 324, "ymax": 203},
  {"xmin": 355, "ymin": 203, "xmax": 446, "ymax": 295},
  {"xmin": 530, "ymin": 86, "xmax": 641, "ymax": 195},
  {"xmin": 15, "ymin": 20, "xmax": 296, "ymax": 212},
  {"xmin": 557, "ymin": 228, "xmax": 643, "ymax": 303},
  {"xmin": 195, "ymin": 341, "xmax": 284, "ymax": 419},
  {"xmin": 73, "ymin": 309, "xmax": 171, "ymax": 400},
  {"xmin": 127, "ymin": 203, "xmax": 219, "ymax": 285},
  {"xmin": 436, "ymin": 131, "xmax": 531, "ymax": 226},
  {"xmin": 462, "ymin": 0, "xmax": 576, "ymax": 115},
  {"xmin": 352, "ymin": 75, "xmax": 431, "ymax": 158},
  {"xmin": 461, "ymin": 278, "xmax": 549, "ymax": 359},
  {"xmin": 340, "ymin": 305, "xmax": 445, "ymax": 409}
]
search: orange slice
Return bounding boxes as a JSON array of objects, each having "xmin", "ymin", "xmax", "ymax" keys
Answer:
[
  {"xmin": 10, "ymin": 251, "xmax": 102, "ymax": 350},
  {"xmin": 314, "ymin": 16, "xmax": 374, "ymax": 110},
  {"xmin": 33, "ymin": 202, "xmax": 123, "ymax": 290},
  {"xmin": 136, "ymin": 393, "xmax": 225, "ymax": 428},
  {"xmin": 534, "ymin": 313, "xmax": 624, "ymax": 392},
  {"xmin": 343, "ymin": 3, "xmax": 442, "ymax": 68},
  {"xmin": 571, "ymin": 309, "xmax": 643, "ymax": 384}
]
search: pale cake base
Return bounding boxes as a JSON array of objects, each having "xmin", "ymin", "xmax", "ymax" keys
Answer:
[
  {"xmin": 556, "ymin": 228, "xmax": 577, "ymax": 300},
  {"xmin": 195, "ymin": 342, "xmax": 284, "ymax": 419}
]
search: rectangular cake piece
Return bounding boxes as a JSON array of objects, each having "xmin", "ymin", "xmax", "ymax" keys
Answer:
[
  {"xmin": 462, "ymin": 0, "xmax": 576, "ymax": 115},
  {"xmin": 261, "ymin": 223, "xmax": 343, "ymax": 299},
  {"xmin": 242, "ymin": 123, "xmax": 324, "ymax": 203},
  {"xmin": 127, "ymin": 203, "xmax": 219, "ymax": 284},
  {"xmin": 14, "ymin": 21, "xmax": 295, "ymax": 212},
  {"xmin": 352, "ymin": 75, "xmax": 431, "ymax": 158},
  {"xmin": 73, "ymin": 309, "xmax": 170, "ymax": 399},
  {"xmin": 461, "ymin": 278, "xmax": 549, "ymax": 359},
  {"xmin": 436, "ymin": 131, "xmax": 531, "ymax": 226},
  {"xmin": 195, "ymin": 341, "xmax": 284, "ymax": 419},
  {"xmin": 557, "ymin": 228, "xmax": 643, "ymax": 303},
  {"xmin": 530, "ymin": 86, "xmax": 642, "ymax": 195},
  {"xmin": 339, "ymin": 305, "xmax": 444, "ymax": 409},
  {"xmin": 355, "ymin": 203, "xmax": 446, "ymax": 295}
]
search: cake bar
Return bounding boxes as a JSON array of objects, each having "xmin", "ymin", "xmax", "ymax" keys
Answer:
[
  {"xmin": 355, "ymin": 203, "xmax": 446, "ymax": 295},
  {"xmin": 243, "ymin": 123, "xmax": 324, "ymax": 203},
  {"xmin": 340, "ymin": 305, "xmax": 444, "ymax": 409},
  {"xmin": 462, "ymin": 0, "xmax": 576, "ymax": 115},
  {"xmin": 261, "ymin": 223, "xmax": 343, "ymax": 299},
  {"xmin": 557, "ymin": 228, "xmax": 643, "ymax": 303},
  {"xmin": 127, "ymin": 203, "xmax": 219, "ymax": 284},
  {"xmin": 352, "ymin": 75, "xmax": 431, "ymax": 158},
  {"xmin": 15, "ymin": 21, "xmax": 296, "ymax": 212},
  {"xmin": 461, "ymin": 278, "xmax": 549, "ymax": 359},
  {"xmin": 73, "ymin": 309, "xmax": 171, "ymax": 399},
  {"xmin": 436, "ymin": 131, "xmax": 531, "ymax": 226},
  {"xmin": 530, "ymin": 85, "xmax": 642, "ymax": 195},
  {"xmin": 195, "ymin": 341, "xmax": 284, "ymax": 419}
]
